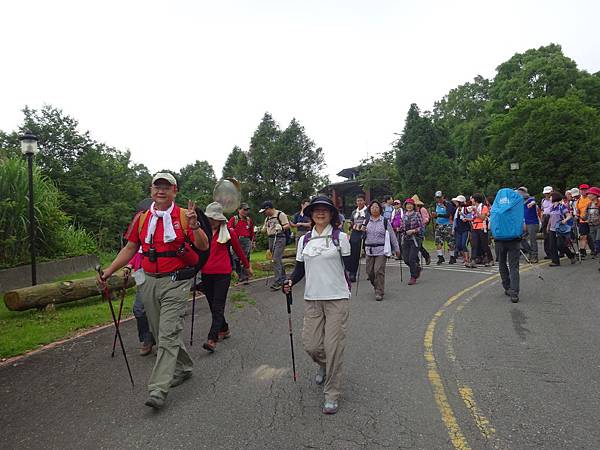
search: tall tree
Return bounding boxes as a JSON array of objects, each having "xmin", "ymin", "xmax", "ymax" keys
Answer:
[
  {"xmin": 222, "ymin": 145, "xmax": 248, "ymax": 181},
  {"xmin": 177, "ymin": 160, "xmax": 216, "ymax": 208}
]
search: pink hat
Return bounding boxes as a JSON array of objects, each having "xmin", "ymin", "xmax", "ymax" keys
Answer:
[
  {"xmin": 587, "ymin": 186, "xmax": 600, "ymax": 197},
  {"xmin": 404, "ymin": 198, "xmax": 415, "ymax": 205}
]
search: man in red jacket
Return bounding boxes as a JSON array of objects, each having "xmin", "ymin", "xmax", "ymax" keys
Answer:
[
  {"xmin": 227, "ymin": 202, "xmax": 255, "ymax": 284},
  {"xmin": 99, "ymin": 173, "xmax": 209, "ymax": 410}
]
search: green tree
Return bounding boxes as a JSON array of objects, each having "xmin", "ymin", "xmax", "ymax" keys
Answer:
[
  {"xmin": 177, "ymin": 160, "xmax": 216, "ymax": 208},
  {"xmin": 488, "ymin": 95, "xmax": 600, "ymax": 194},
  {"xmin": 222, "ymin": 145, "xmax": 248, "ymax": 180}
]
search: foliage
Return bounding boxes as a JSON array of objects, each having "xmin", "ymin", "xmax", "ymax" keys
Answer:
[
  {"xmin": 222, "ymin": 113, "xmax": 328, "ymax": 215},
  {"xmin": 177, "ymin": 160, "xmax": 216, "ymax": 208}
]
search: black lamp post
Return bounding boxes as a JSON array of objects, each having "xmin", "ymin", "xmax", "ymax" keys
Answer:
[{"xmin": 20, "ymin": 130, "xmax": 39, "ymax": 285}]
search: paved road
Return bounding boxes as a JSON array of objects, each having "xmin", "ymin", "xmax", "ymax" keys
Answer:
[{"xmin": 1, "ymin": 257, "xmax": 599, "ymax": 449}]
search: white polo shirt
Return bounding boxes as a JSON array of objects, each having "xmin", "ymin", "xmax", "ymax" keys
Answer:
[{"xmin": 296, "ymin": 225, "xmax": 351, "ymax": 300}]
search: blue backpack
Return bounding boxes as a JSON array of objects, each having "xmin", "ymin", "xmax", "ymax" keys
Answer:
[{"xmin": 490, "ymin": 188, "xmax": 524, "ymax": 240}]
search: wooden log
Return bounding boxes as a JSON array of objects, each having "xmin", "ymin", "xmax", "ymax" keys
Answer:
[
  {"xmin": 254, "ymin": 258, "xmax": 296, "ymax": 272},
  {"xmin": 3, "ymin": 270, "xmax": 135, "ymax": 312}
]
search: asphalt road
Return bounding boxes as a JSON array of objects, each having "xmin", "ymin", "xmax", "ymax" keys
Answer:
[{"xmin": 1, "ymin": 255, "xmax": 599, "ymax": 449}]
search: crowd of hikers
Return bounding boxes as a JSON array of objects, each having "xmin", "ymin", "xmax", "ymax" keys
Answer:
[{"xmin": 97, "ymin": 173, "xmax": 600, "ymax": 414}]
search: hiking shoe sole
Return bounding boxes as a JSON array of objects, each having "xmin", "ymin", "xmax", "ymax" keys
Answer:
[{"xmin": 170, "ymin": 371, "xmax": 192, "ymax": 388}]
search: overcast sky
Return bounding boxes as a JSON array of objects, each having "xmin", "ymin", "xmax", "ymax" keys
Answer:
[{"xmin": 1, "ymin": 0, "xmax": 599, "ymax": 181}]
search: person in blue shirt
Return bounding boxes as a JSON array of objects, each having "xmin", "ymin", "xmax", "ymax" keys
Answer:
[
  {"xmin": 291, "ymin": 199, "xmax": 311, "ymax": 244},
  {"xmin": 431, "ymin": 191, "xmax": 457, "ymax": 264},
  {"xmin": 517, "ymin": 187, "xmax": 540, "ymax": 263},
  {"xmin": 382, "ymin": 195, "xmax": 394, "ymax": 221}
]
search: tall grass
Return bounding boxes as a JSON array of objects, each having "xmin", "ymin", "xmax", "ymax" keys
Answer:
[{"xmin": 0, "ymin": 158, "xmax": 96, "ymax": 268}]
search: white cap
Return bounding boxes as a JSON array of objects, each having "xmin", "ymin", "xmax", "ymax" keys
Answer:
[
  {"xmin": 570, "ymin": 187, "xmax": 580, "ymax": 197},
  {"xmin": 435, "ymin": 190, "xmax": 443, "ymax": 198},
  {"xmin": 152, "ymin": 172, "xmax": 177, "ymax": 186},
  {"xmin": 542, "ymin": 186, "xmax": 553, "ymax": 194},
  {"xmin": 452, "ymin": 195, "xmax": 466, "ymax": 203}
]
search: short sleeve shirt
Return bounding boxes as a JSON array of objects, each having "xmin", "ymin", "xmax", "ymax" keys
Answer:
[{"xmin": 296, "ymin": 225, "xmax": 351, "ymax": 300}]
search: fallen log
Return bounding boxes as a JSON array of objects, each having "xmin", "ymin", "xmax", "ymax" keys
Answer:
[
  {"xmin": 253, "ymin": 258, "xmax": 296, "ymax": 272},
  {"xmin": 3, "ymin": 270, "xmax": 135, "ymax": 312}
]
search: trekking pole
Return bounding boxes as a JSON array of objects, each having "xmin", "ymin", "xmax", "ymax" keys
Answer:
[
  {"xmin": 519, "ymin": 249, "xmax": 545, "ymax": 281},
  {"xmin": 96, "ymin": 265, "xmax": 135, "ymax": 388},
  {"xmin": 111, "ymin": 270, "xmax": 130, "ymax": 357},
  {"xmin": 355, "ymin": 234, "xmax": 364, "ymax": 297},
  {"xmin": 285, "ymin": 288, "xmax": 297, "ymax": 382},
  {"xmin": 190, "ymin": 273, "xmax": 197, "ymax": 346}
]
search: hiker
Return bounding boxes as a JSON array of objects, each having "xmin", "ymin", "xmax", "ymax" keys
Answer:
[
  {"xmin": 575, "ymin": 184, "xmax": 593, "ymax": 259},
  {"xmin": 290, "ymin": 199, "xmax": 311, "ymax": 243},
  {"xmin": 412, "ymin": 194, "xmax": 431, "ymax": 265},
  {"xmin": 451, "ymin": 195, "xmax": 473, "ymax": 268},
  {"xmin": 382, "ymin": 195, "xmax": 394, "ymax": 221},
  {"xmin": 201, "ymin": 202, "xmax": 254, "ymax": 353},
  {"xmin": 517, "ymin": 187, "xmax": 540, "ymax": 263},
  {"xmin": 227, "ymin": 202, "xmax": 255, "ymax": 285},
  {"xmin": 283, "ymin": 196, "xmax": 351, "ymax": 415},
  {"xmin": 391, "ymin": 199, "xmax": 404, "ymax": 253},
  {"xmin": 399, "ymin": 198, "xmax": 424, "ymax": 285},
  {"xmin": 585, "ymin": 187, "xmax": 600, "ymax": 260},
  {"xmin": 540, "ymin": 186, "xmax": 554, "ymax": 259},
  {"xmin": 547, "ymin": 192, "xmax": 577, "ymax": 266},
  {"xmin": 470, "ymin": 193, "xmax": 492, "ymax": 266},
  {"xmin": 363, "ymin": 200, "xmax": 400, "ymax": 300},
  {"xmin": 337, "ymin": 208, "xmax": 346, "ymax": 229},
  {"xmin": 260, "ymin": 200, "xmax": 290, "ymax": 291},
  {"xmin": 431, "ymin": 191, "xmax": 456, "ymax": 264},
  {"xmin": 98, "ymin": 173, "xmax": 210, "ymax": 409},
  {"xmin": 490, "ymin": 189, "xmax": 525, "ymax": 303},
  {"xmin": 347, "ymin": 194, "xmax": 369, "ymax": 282}
]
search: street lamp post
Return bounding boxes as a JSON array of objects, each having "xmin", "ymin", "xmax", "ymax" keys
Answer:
[{"xmin": 20, "ymin": 131, "xmax": 39, "ymax": 285}]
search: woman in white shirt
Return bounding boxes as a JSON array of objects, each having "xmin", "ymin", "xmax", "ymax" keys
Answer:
[{"xmin": 283, "ymin": 196, "xmax": 351, "ymax": 415}]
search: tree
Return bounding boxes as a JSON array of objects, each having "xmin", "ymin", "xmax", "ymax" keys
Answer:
[
  {"xmin": 487, "ymin": 95, "xmax": 600, "ymax": 194},
  {"xmin": 222, "ymin": 145, "xmax": 248, "ymax": 180},
  {"xmin": 177, "ymin": 160, "xmax": 216, "ymax": 208}
]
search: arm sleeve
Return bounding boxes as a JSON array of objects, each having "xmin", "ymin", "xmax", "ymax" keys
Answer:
[{"xmin": 289, "ymin": 261, "xmax": 306, "ymax": 285}]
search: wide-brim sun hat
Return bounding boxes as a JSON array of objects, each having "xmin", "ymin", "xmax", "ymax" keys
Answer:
[
  {"xmin": 542, "ymin": 186, "xmax": 553, "ymax": 194},
  {"xmin": 205, "ymin": 201, "xmax": 228, "ymax": 222},
  {"xmin": 452, "ymin": 195, "xmax": 466, "ymax": 203},
  {"xmin": 411, "ymin": 194, "xmax": 424, "ymax": 206},
  {"xmin": 303, "ymin": 196, "xmax": 339, "ymax": 221},
  {"xmin": 570, "ymin": 188, "xmax": 580, "ymax": 197}
]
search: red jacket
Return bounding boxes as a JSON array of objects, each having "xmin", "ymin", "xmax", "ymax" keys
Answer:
[
  {"xmin": 227, "ymin": 215, "xmax": 255, "ymax": 240},
  {"xmin": 128, "ymin": 204, "xmax": 198, "ymax": 274},
  {"xmin": 202, "ymin": 228, "xmax": 250, "ymax": 275}
]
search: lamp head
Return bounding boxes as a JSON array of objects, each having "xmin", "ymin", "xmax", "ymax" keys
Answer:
[{"xmin": 20, "ymin": 130, "xmax": 38, "ymax": 156}]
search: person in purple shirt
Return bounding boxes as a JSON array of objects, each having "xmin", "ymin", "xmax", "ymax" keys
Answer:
[
  {"xmin": 517, "ymin": 187, "xmax": 541, "ymax": 263},
  {"xmin": 363, "ymin": 200, "xmax": 400, "ymax": 301},
  {"xmin": 540, "ymin": 186, "xmax": 554, "ymax": 259},
  {"xmin": 547, "ymin": 192, "xmax": 576, "ymax": 266}
]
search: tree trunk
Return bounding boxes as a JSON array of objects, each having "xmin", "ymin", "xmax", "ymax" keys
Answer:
[{"xmin": 3, "ymin": 270, "xmax": 135, "ymax": 312}]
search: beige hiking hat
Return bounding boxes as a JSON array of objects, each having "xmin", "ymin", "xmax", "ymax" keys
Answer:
[
  {"xmin": 411, "ymin": 194, "xmax": 424, "ymax": 206},
  {"xmin": 205, "ymin": 202, "xmax": 227, "ymax": 222},
  {"xmin": 152, "ymin": 172, "xmax": 177, "ymax": 186}
]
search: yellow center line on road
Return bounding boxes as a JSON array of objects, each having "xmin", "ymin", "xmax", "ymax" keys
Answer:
[{"xmin": 426, "ymin": 260, "xmax": 550, "ymax": 449}]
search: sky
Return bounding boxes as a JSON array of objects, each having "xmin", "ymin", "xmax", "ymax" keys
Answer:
[{"xmin": 1, "ymin": 0, "xmax": 599, "ymax": 182}]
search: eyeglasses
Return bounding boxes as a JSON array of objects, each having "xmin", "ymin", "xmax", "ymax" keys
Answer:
[{"xmin": 152, "ymin": 184, "xmax": 173, "ymax": 191}]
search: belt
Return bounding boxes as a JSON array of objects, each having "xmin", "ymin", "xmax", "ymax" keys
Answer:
[
  {"xmin": 364, "ymin": 243, "xmax": 384, "ymax": 247},
  {"xmin": 269, "ymin": 234, "xmax": 285, "ymax": 238},
  {"xmin": 145, "ymin": 272, "xmax": 175, "ymax": 278}
]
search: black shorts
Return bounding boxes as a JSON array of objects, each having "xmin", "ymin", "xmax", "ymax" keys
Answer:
[{"xmin": 578, "ymin": 222, "xmax": 590, "ymax": 236}]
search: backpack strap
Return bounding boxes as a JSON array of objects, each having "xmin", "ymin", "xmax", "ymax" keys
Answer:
[
  {"xmin": 302, "ymin": 230, "xmax": 312, "ymax": 248},
  {"xmin": 137, "ymin": 211, "xmax": 149, "ymax": 235}
]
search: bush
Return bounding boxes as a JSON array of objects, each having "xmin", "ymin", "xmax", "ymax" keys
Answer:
[{"xmin": 56, "ymin": 224, "xmax": 98, "ymax": 259}]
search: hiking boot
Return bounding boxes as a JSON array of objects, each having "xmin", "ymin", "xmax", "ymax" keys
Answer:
[
  {"xmin": 170, "ymin": 371, "xmax": 192, "ymax": 388},
  {"xmin": 375, "ymin": 293, "xmax": 383, "ymax": 301},
  {"xmin": 144, "ymin": 392, "xmax": 165, "ymax": 409},
  {"xmin": 202, "ymin": 340, "xmax": 217, "ymax": 353},
  {"xmin": 408, "ymin": 277, "xmax": 417, "ymax": 285},
  {"xmin": 315, "ymin": 366, "xmax": 326, "ymax": 385},
  {"xmin": 322, "ymin": 400, "xmax": 338, "ymax": 415},
  {"xmin": 218, "ymin": 329, "xmax": 231, "ymax": 341},
  {"xmin": 437, "ymin": 255, "xmax": 445, "ymax": 265},
  {"xmin": 449, "ymin": 256, "xmax": 457, "ymax": 264},
  {"xmin": 139, "ymin": 342, "xmax": 153, "ymax": 356},
  {"xmin": 510, "ymin": 293, "xmax": 519, "ymax": 303},
  {"xmin": 424, "ymin": 254, "xmax": 431, "ymax": 265}
]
